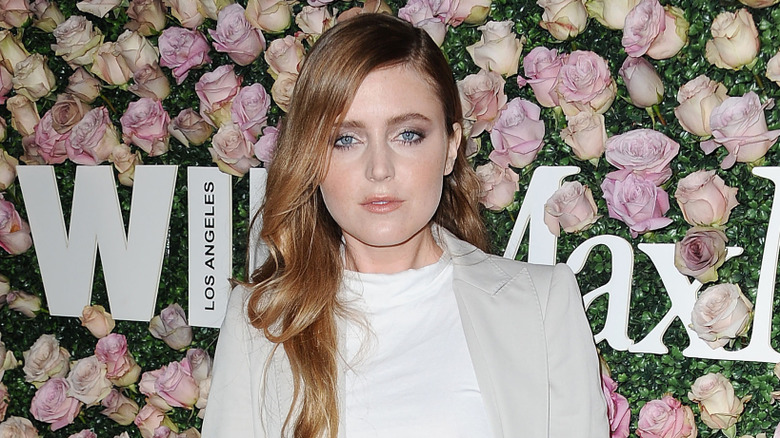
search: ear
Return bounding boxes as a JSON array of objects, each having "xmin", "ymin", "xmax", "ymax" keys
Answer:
[{"xmin": 444, "ymin": 122, "xmax": 462, "ymax": 176}]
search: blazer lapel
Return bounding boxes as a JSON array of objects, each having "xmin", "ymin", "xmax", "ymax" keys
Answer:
[{"xmin": 442, "ymin": 230, "xmax": 550, "ymax": 438}]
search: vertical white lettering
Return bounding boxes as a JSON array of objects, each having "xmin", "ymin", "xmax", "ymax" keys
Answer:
[
  {"xmin": 18, "ymin": 165, "xmax": 176, "ymax": 321},
  {"xmin": 502, "ymin": 166, "xmax": 580, "ymax": 265}
]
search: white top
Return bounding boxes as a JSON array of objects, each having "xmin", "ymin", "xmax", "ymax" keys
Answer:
[{"xmin": 341, "ymin": 254, "xmax": 492, "ymax": 437}]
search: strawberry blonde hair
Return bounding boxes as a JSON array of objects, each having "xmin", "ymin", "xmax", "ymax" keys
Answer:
[{"xmin": 247, "ymin": 13, "xmax": 487, "ymax": 438}]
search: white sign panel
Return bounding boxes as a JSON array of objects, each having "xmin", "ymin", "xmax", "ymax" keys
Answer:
[{"xmin": 188, "ymin": 167, "xmax": 232, "ymax": 328}]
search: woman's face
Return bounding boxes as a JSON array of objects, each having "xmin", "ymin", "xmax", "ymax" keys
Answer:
[{"xmin": 319, "ymin": 65, "xmax": 460, "ymax": 271}]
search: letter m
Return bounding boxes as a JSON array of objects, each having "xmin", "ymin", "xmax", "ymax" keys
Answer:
[{"xmin": 18, "ymin": 166, "xmax": 177, "ymax": 321}]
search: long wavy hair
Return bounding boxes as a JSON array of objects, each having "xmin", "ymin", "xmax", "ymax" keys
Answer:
[{"xmin": 247, "ymin": 13, "xmax": 487, "ymax": 438}]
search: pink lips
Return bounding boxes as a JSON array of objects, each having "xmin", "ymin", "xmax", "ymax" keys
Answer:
[{"xmin": 361, "ymin": 196, "xmax": 403, "ymax": 214}]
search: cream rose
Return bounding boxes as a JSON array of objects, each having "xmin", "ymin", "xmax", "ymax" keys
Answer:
[
  {"xmin": 128, "ymin": 64, "xmax": 170, "ymax": 101},
  {"xmin": 51, "ymin": 15, "xmax": 103, "ymax": 68},
  {"xmin": 705, "ymin": 9, "xmax": 759, "ymax": 71},
  {"xmin": 246, "ymin": 0, "xmax": 293, "ymax": 33},
  {"xmin": 79, "ymin": 304, "xmax": 115, "ymax": 338},
  {"xmin": 690, "ymin": 284, "xmax": 752, "ymax": 349},
  {"xmin": 688, "ymin": 373, "xmax": 750, "ymax": 430},
  {"xmin": 466, "ymin": 21, "xmax": 524, "ymax": 77},
  {"xmin": 169, "ymin": 109, "xmax": 214, "ymax": 147},
  {"xmin": 544, "ymin": 181, "xmax": 600, "ymax": 236},
  {"xmin": 149, "ymin": 303, "xmax": 193, "ymax": 350},
  {"xmin": 23, "ymin": 334, "xmax": 70, "ymax": 385},
  {"xmin": 538, "ymin": 0, "xmax": 589, "ymax": 41},
  {"xmin": 295, "ymin": 6, "xmax": 334, "ymax": 42},
  {"xmin": 0, "ymin": 149, "xmax": 17, "ymax": 191},
  {"xmin": 196, "ymin": 64, "xmax": 242, "ymax": 126},
  {"xmin": 0, "ymin": 416, "xmax": 38, "ymax": 437},
  {"xmin": 674, "ymin": 75, "xmax": 728, "ymax": 138},
  {"xmin": 767, "ymin": 50, "xmax": 780, "ymax": 87},
  {"xmin": 168, "ymin": 0, "xmax": 205, "ymax": 28},
  {"xmin": 265, "ymin": 35, "xmax": 304, "ymax": 79},
  {"xmin": 30, "ymin": 0, "xmax": 65, "ymax": 32},
  {"xmin": 115, "ymin": 30, "xmax": 158, "ymax": 73},
  {"xmin": 6, "ymin": 290, "xmax": 40, "ymax": 317},
  {"xmin": 475, "ymin": 161, "xmax": 519, "ymax": 211},
  {"xmin": 644, "ymin": 5, "xmax": 688, "ymax": 60},
  {"xmin": 0, "ymin": 0, "xmax": 32, "ymax": 28},
  {"xmin": 458, "ymin": 69, "xmax": 507, "ymax": 136},
  {"xmin": 66, "ymin": 68, "xmax": 102, "ymax": 104},
  {"xmin": 0, "ymin": 30, "xmax": 29, "ymax": 74},
  {"xmin": 90, "ymin": 42, "xmax": 133, "ymax": 86},
  {"xmin": 618, "ymin": 56, "xmax": 663, "ymax": 109},
  {"xmin": 76, "ymin": 0, "xmax": 122, "ymax": 18},
  {"xmin": 125, "ymin": 0, "xmax": 166, "ymax": 36},
  {"xmin": 675, "ymin": 170, "xmax": 738, "ymax": 227},
  {"xmin": 561, "ymin": 110, "xmax": 606, "ymax": 161},
  {"xmin": 585, "ymin": 0, "xmax": 640, "ymax": 30},
  {"xmin": 209, "ymin": 123, "xmax": 261, "ymax": 176},
  {"xmin": 100, "ymin": 388, "xmax": 139, "ymax": 425},
  {"xmin": 65, "ymin": 355, "xmax": 113, "ymax": 406},
  {"xmin": 270, "ymin": 71, "xmax": 298, "ymax": 113},
  {"xmin": 7, "ymin": 94, "xmax": 39, "ymax": 138},
  {"xmin": 12, "ymin": 54, "xmax": 56, "ymax": 101}
]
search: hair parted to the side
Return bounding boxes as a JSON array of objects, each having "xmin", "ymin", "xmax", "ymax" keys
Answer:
[{"xmin": 246, "ymin": 12, "xmax": 487, "ymax": 438}]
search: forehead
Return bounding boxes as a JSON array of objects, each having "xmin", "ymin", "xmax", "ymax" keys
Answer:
[{"xmin": 340, "ymin": 65, "xmax": 445, "ymax": 123}]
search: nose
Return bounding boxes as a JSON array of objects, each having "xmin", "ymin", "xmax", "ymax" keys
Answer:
[{"xmin": 365, "ymin": 142, "xmax": 394, "ymax": 182}]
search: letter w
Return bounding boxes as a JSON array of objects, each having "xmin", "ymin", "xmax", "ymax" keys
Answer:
[{"xmin": 18, "ymin": 166, "xmax": 177, "ymax": 321}]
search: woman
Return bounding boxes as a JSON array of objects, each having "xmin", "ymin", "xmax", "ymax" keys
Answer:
[{"xmin": 202, "ymin": 13, "xmax": 608, "ymax": 438}]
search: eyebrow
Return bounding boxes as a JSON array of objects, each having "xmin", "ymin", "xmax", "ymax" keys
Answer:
[{"xmin": 338, "ymin": 112, "xmax": 433, "ymax": 130}]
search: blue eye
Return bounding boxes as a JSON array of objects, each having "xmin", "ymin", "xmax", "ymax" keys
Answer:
[
  {"xmin": 399, "ymin": 130, "xmax": 423, "ymax": 144},
  {"xmin": 334, "ymin": 135, "xmax": 355, "ymax": 148}
]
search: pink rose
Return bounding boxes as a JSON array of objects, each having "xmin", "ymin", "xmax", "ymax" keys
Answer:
[
  {"xmin": 185, "ymin": 349, "xmax": 213, "ymax": 384},
  {"xmin": 601, "ymin": 373, "xmax": 630, "ymax": 438},
  {"xmin": 196, "ymin": 64, "xmax": 242, "ymax": 127},
  {"xmin": 544, "ymin": 181, "xmax": 600, "ymax": 236},
  {"xmin": 209, "ymin": 123, "xmax": 261, "ymax": 176},
  {"xmin": 253, "ymin": 124, "xmax": 279, "ymax": 163},
  {"xmin": 155, "ymin": 359, "xmax": 200, "ymax": 408},
  {"xmin": 134, "ymin": 404, "xmax": 169, "ymax": 438},
  {"xmin": 585, "ymin": 0, "xmax": 640, "ymax": 30},
  {"xmin": 636, "ymin": 395, "xmax": 696, "ymax": 438},
  {"xmin": 121, "ymin": 98, "xmax": 170, "ymax": 156},
  {"xmin": 158, "ymin": 27, "xmax": 211, "ymax": 85},
  {"xmin": 22, "ymin": 334, "xmax": 70, "ymax": 384},
  {"xmin": 518, "ymin": 46, "xmax": 564, "ymax": 108},
  {"xmin": 0, "ymin": 196, "xmax": 31, "ymax": 255},
  {"xmin": 90, "ymin": 42, "xmax": 133, "ymax": 86},
  {"xmin": 29, "ymin": 378, "xmax": 83, "ymax": 431},
  {"xmin": 101, "ymin": 388, "xmax": 139, "ymax": 425},
  {"xmin": 675, "ymin": 170, "xmax": 738, "ymax": 227},
  {"xmin": 644, "ymin": 5, "xmax": 688, "ymax": 60},
  {"xmin": 0, "ymin": 0, "xmax": 32, "ymax": 28},
  {"xmin": 556, "ymin": 50, "xmax": 617, "ymax": 116},
  {"xmin": 619, "ymin": 56, "xmax": 663, "ymax": 108},
  {"xmin": 621, "ymin": 0, "xmax": 665, "ymax": 57},
  {"xmin": 466, "ymin": 21, "xmax": 524, "ymax": 77},
  {"xmin": 149, "ymin": 303, "xmax": 193, "ymax": 350},
  {"xmin": 115, "ymin": 30, "xmax": 159, "ymax": 73},
  {"xmin": 458, "ymin": 69, "xmax": 507, "ymax": 136},
  {"xmin": 67, "ymin": 106, "xmax": 120, "ymax": 165},
  {"xmin": 129, "ymin": 64, "xmax": 171, "ymax": 101},
  {"xmin": 705, "ymin": 9, "xmax": 759, "ymax": 71},
  {"xmin": 0, "ymin": 416, "xmax": 38, "ymax": 437},
  {"xmin": 245, "ymin": 0, "xmax": 294, "ymax": 34},
  {"xmin": 488, "ymin": 98, "xmax": 545, "ymax": 168},
  {"xmin": 601, "ymin": 172, "xmax": 672, "ymax": 238},
  {"xmin": 701, "ymin": 92, "xmax": 780, "ymax": 169},
  {"xmin": 95, "ymin": 333, "xmax": 141, "ymax": 386},
  {"xmin": 475, "ymin": 161, "xmax": 519, "ymax": 211},
  {"xmin": 674, "ymin": 227, "xmax": 728, "ymax": 284},
  {"xmin": 690, "ymin": 284, "xmax": 753, "ymax": 349},
  {"xmin": 688, "ymin": 373, "xmax": 749, "ymax": 430},
  {"xmin": 231, "ymin": 83, "xmax": 271, "ymax": 141},
  {"xmin": 674, "ymin": 75, "xmax": 728, "ymax": 138},
  {"xmin": 169, "ymin": 108, "xmax": 214, "ymax": 147},
  {"xmin": 34, "ymin": 110, "xmax": 70, "ymax": 164},
  {"xmin": 561, "ymin": 111, "xmax": 607, "ymax": 161},
  {"xmin": 80, "ymin": 304, "xmax": 115, "ymax": 338},
  {"xmin": 398, "ymin": 0, "xmax": 453, "ymax": 46},
  {"xmin": 168, "ymin": 0, "xmax": 204, "ymax": 28},
  {"xmin": 6, "ymin": 290, "xmax": 41, "ymax": 317},
  {"xmin": 537, "ymin": 0, "xmax": 589, "ymax": 41},
  {"xmin": 209, "ymin": 4, "xmax": 266, "ymax": 66},
  {"xmin": 605, "ymin": 128, "xmax": 679, "ymax": 186},
  {"xmin": 66, "ymin": 68, "xmax": 102, "ymax": 104},
  {"xmin": 264, "ymin": 35, "xmax": 304, "ymax": 79},
  {"xmin": 110, "ymin": 144, "xmax": 143, "ymax": 187},
  {"xmin": 139, "ymin": 369, "xmax": 173, "ymax": 412},
  {"xmin": 125, "ymin": 0, "xmax": 166, "ymax": 36}
]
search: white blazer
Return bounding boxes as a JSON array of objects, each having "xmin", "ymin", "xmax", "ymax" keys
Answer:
[{"xmin": 202, "ymin": 229, "xmax": 609, "ymax": 437}]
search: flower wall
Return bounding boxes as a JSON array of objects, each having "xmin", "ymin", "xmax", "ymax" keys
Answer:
[{"xmin": 2, "ymin": 0, "xmax": 780, "ymax": 437}]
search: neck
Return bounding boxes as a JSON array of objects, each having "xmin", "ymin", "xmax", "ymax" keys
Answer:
[{"xmin": 344, "ymin": 226, "xmax": 442, "ymax": 274}]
